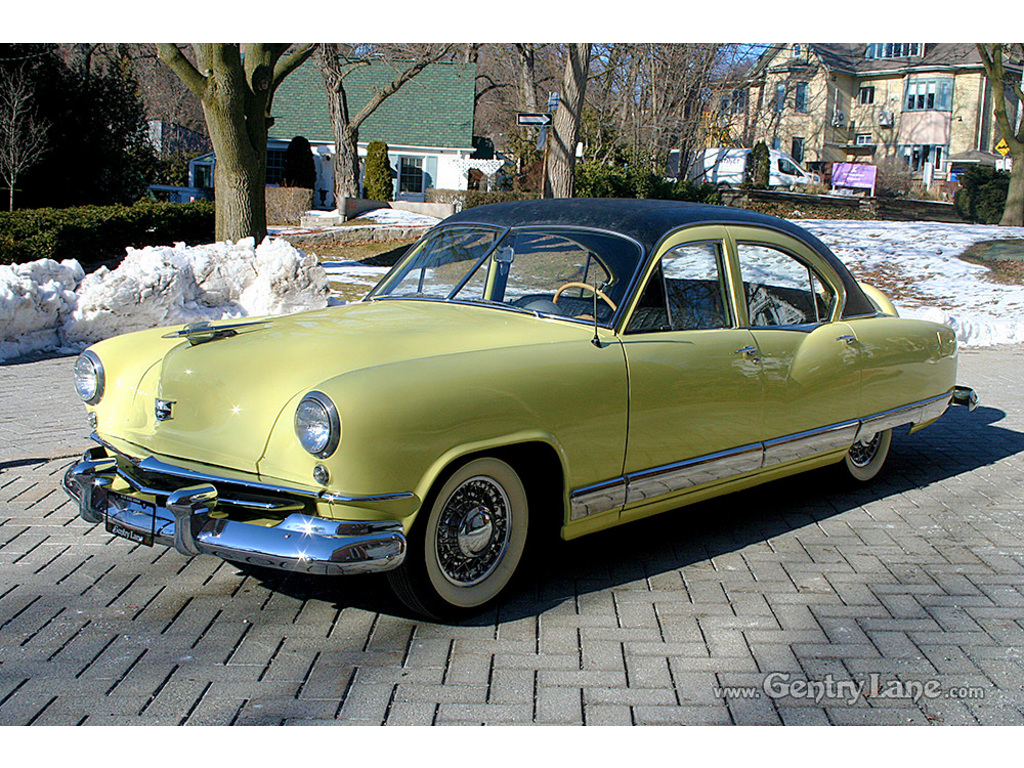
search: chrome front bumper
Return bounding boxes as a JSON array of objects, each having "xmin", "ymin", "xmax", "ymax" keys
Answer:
[{"xmin": 63, "ymin": 447, "xmax": 406, "ymax": 576}]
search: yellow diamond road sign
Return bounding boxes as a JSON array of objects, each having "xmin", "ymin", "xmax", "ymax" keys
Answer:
[{"xmin": 996, "ymin": 139, "xmax": 1010, "ymax": 156}]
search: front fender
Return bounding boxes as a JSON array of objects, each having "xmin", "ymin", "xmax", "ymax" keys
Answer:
[{"xmin": 257, "ymin": 336, "xmax": 629, "ymax": 524}]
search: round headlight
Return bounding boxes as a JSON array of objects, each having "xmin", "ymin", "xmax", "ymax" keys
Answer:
[
  {"xmin": 294, "ymin": 391, "xmax": 340, "ymax": 458},
  {"xmin": 74, "ymin": 351, "xmax": 104, "ymax": 405}
]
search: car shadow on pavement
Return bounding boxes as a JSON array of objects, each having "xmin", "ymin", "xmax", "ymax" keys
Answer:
[{"xmin": 234, "ymin": 404, "xmax": 1024, "ymax": 626}]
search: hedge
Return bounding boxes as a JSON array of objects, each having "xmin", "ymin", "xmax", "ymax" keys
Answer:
[
  {"xmin": 575, "ymin": 161, "xmax": 721, "ymax": 204},
  {"xmin": 954, "ymin": 166, "xmax": 1010, "ymax": 224},
  {"xmin": 0, "ymin": 201, "xmax": 215, "ymax": 268}
]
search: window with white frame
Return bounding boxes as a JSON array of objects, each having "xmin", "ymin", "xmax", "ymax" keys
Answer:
[
  {"xmin": 899, "ymin": 144, "xmax": 947, "ymax": 173},
  {"xmin": 775, "ymin": 83, "xmax": 786, "ymax": 112},
  {"xmin": 855, "ymin": 134, "xmax": 874, "ymax": 146},
  {"xmin": 865, "ymin": 43, "xmax": 921, "ymax": 59},
  {"xmin": 904, "ymin": 77, "xmax": 953, "ymax": 111},
  {"xmin": 399, "ymin": 157, "xmax": 424, "ymax": 194},
  {"xmin": 858, "ymin": 86, "xmax": 875, "ymax": 105}
]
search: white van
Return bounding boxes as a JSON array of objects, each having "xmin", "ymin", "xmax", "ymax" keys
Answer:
[{"xmin": 689, "ymin": 147, "xmax": 820, "ymax": 189}]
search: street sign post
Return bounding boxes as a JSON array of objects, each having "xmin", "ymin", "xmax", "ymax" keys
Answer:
[
  {"xmin": 518, "ymin": 95, "xmax": 560, "ymax": 199},
  {"xmin": 517, "ymin": 113, "xmax": 553, "ymax": 127}
]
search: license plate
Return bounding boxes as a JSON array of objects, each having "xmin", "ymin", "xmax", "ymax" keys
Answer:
[{"xmin": 105, "ymin": 494, "xmax": 157, "ymax": 547}]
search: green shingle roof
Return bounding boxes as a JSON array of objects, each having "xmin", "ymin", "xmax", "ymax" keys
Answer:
[{"xmin": 269, "ymin": 59, "xmax": 476, "ymax": 150}]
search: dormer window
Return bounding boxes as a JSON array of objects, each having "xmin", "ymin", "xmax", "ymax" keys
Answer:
[
  {"xmin": 793, "ymin": 44, "xmax": 802, "ymax": 58},
  {"xmin": 866, "ymin": 43, "xmax": 921, "ymax": 59}
]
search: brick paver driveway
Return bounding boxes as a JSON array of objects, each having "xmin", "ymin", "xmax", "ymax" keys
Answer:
[{"xmin": 1, "ymin": 348, "xmax": 1023, "ymax": 725}]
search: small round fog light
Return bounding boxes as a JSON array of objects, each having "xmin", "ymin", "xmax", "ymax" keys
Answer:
[{"xmin": 313, "ymin": 464, "xmax": 330, "ymax": 485}]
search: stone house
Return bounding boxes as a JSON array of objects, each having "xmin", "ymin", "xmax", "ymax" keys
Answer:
[{"xmin": 733, "ymin": 44, "xmax": 1022, "ymax": 187}]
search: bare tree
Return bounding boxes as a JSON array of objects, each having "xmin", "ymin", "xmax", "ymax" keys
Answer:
[
  {"xmin": 156, "ymin": 44, "xmax": 314, "ymax": 242},
  {"xmin": 514, "ymin": 44, "xmax": 541, "ymax": 113},
  {"xmin": 0, "ymin": 66, "xmax": 49, "ymax": 211},
  {"xmin": 316, "ymin": 44, "xmax": 455, "ymax": 202},
  {"xmin": 545, "ymin": 44, "xmax": 591, "ymax": 198},
  {"xmin": 977, "ymin": 43, "xmax": 1024, "ymax": 226}
]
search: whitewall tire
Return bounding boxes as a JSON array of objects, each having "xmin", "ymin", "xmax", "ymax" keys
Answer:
[
  {"xmin": 843, "ymin": 428, "xmax": 892, "ymax": 482},
  {"xmin": 388, "ymin": 457, "xmax": 529, "ymax": 619}
]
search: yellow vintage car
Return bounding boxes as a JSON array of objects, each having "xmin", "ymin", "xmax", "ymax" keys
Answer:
[{"xmin": 65, "ymin": 199, "xmax": 977, "ymax": 619}]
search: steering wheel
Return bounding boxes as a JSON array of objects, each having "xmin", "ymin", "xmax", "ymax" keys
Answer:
[{"xmin": 553, "ymin": 282, "xmax": 617, "ymax": 312}]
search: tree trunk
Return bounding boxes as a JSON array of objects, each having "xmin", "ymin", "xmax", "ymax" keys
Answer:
[
  {"xmin": 515, "ymin": 44, "xmax": 540, "ymax": 113},
  {"xmin": 975, "ymin": 43, "xmax": 1024, "ymax": 227},
  {"xmin": 1003, "ymin": 146, "xmax": 1024, "ymax": 226},
  {"xmin": 335, "ymin": 126, "xmax": 361, "ymax": 199},
  {"xmin": 156, "ymin": 44, "xmax": 314, "ymax": 242},
  {"xmin": 545, "ymin": 44, "xmax": 591, "ymax": 199},
  {"xmin": 211, "ymin": 149, "xmax": 266, "ymax": 241},
  {"xmin": 200, "ymin": 74, "xmax": 269, "ymax": 242}
]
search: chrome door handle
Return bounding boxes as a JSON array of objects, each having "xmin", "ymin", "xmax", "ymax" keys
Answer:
[
  {"xmin": 734, "ymin": 346, "xmax": 758, "ymax": 355},
  {"xmin": 836, "ymin": 334, "xmax": 856, "ymax": 344}
]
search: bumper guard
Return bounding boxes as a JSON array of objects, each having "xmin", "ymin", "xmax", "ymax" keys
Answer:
[{"xmin": 63, "ymin": 447, "xmax": 406, "ymax": 576}]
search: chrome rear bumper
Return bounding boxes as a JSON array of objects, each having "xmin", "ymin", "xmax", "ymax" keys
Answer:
[
  {"xmin": 63, "ymin": 447, "xmax": 406, "ymax": 576},
  {"xmin": 952, "ymin": 385, "xmax": 979, "ymax": 411}
]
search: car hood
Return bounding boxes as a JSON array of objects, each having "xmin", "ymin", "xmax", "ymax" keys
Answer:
[{"xmin": 115, "ymin": 300, "xmax": 593, "ymax": 472}]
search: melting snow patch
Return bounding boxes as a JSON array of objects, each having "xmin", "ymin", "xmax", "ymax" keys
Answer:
[
  {"xmin": 351, "ymin": 208, "xmax": 440, "ymax": 227},
  {"xmin": 798, "ymin": 220, "xmax": 1024, "ymax": 348}
]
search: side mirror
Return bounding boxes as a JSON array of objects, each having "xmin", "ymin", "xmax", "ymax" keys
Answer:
[{"xmin": 494, "ymin": 247, "xmax": 514, "ymax": 265}]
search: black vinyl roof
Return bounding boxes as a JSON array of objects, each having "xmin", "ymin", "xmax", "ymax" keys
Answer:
[{"xmin": 443, "ymin": 199, "xmax": 876, "ymax": 318}]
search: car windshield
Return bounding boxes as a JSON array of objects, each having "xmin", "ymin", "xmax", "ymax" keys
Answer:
[{"xmin": 368, "ymin": 225, "xmax": 644, "ymax": 326}]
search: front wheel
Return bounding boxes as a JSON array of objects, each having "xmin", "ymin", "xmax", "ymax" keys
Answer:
[
  {"xmin": 843, "ymin": 428, "xmax": 892, "ymax": 482},
  {"xmin": 388, "ymin": 457, "xmax": 529, "ymax": 620}
]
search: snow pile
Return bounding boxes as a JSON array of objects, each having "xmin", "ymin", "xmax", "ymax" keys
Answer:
[
  {"xmin": 799, "ymin": 220, "xmax": 1024, "ymax": 347},
  {"xmin": 0, "ymin": 259, "xmax": 84, "ymax": 361},
  {"xmin": 0, "ymin": 238, "xmax": 329, "ymax": 361}
]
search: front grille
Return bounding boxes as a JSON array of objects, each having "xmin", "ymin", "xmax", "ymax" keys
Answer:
[{"xmin": 114, "ymin": 455, "xmax": 310, "ymax": 517}]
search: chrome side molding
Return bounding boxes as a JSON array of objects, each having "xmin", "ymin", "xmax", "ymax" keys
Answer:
[
  {"xmin": 626, "ymin": 443, "xmax": 762, "ymax": 504},
  {"xmin": 570, "ymin": 390, "xmax": 964, "ymax": 520},
  {"xmin": 569, "ymin": 478, "xmax": 627, "ymax": 521},
  {"xmin": 762, "ymin": 421, "xmax": 859, "ymax": 468}
]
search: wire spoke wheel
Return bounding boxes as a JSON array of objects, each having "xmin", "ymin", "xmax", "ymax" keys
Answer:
[
  {"xmin": 388, "ymin": 457, "xmax": 529, "ymax": 619},
  {"xmin": 843, "ymin": 428, "xmax": 892, "ymax": 482},
  {"xmin": 434, "ymin": 476, "xmax": 512, "ymax": 587},
  {"xmin": 848, "ymin": 432, "xmax": 883, "ymax": 468}
]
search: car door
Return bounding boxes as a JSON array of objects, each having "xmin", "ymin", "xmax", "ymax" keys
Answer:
[
  {"xmin": 619, "ymin": 226, "xmax": 764, "ymax": 516},
  {"xmin": 728, "ymin": 227, "xmax": 861, "ymax": 467}
]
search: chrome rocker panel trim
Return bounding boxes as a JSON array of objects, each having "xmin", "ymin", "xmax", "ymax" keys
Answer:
[
  {"xmin": 570, "ymin": 390, "xmax": 961, "ymax": 519},
  {"xmin": 64, "ymin": 447, "xmax": 406, "ymax": 576}
]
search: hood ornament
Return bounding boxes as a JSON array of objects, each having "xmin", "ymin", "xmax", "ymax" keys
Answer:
[{"xmin": 162, "ymin": 320, "xmax": 269, "ymax": 346}]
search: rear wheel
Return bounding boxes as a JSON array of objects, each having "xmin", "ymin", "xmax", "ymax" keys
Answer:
[
  {"xmin": 388, "ymin": 457, "xmax": 529, "ymax": 620},
  {"xmin": 843, "ymin": 428, "xmax": 892, "ymax": 482}
]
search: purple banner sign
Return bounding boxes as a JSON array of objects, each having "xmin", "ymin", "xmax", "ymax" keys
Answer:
[{"xmin": 832, "ymin": 163, "xmax": 877, "ymax": 190}]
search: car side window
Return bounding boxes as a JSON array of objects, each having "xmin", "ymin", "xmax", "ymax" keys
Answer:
[
  {"xmin": 736, "ymin": 242, "xmax": 834, "ymax": 327},
  {"xmin": 626, "ymin": 241, "xmax": 730, "ymax": 333}
]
